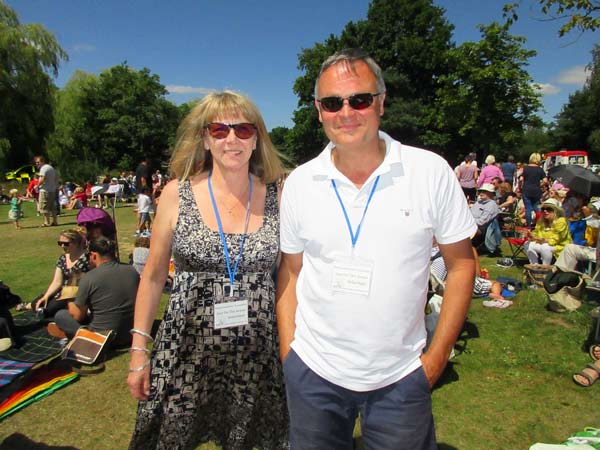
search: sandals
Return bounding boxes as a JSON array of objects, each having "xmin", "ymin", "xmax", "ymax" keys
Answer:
[
  {"xmin": 15, "ymin": 302, "xmax": 31, "ymax": 312},
  {"xmin": 573, "ymin": 360, "xmax": 600, "ymax": 387},
  {"xmin": 590, "ymin": 344, "xmax": 600, "ymax": 361}
]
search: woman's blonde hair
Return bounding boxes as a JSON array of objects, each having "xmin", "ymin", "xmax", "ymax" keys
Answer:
[
  {"xmin": 485, "ymin": 155, "xmax": 495, "ymax": 165},
  {"xmin": 529, "ymin": 153, "xmax": 541, "ymax": 164},
  {"xmin": 60, "ymin": 227, "xmax": 87, "ymax": 248},
  {"xmin": 169, "ymin": 91, "xmax": 284, "ymax": 183}
]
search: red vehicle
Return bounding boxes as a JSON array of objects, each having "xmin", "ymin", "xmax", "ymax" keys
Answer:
[{"xmin": 542, "ymin": 150, "xmax": 589, "ymax": 173}]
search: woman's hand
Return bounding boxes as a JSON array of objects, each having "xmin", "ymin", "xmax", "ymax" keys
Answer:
[
  {"xmin": 127, "ymin": 352, "xmax": 151, "ymax": 401},
  {"xmin": 35, "ymin": 297, "xmax": 48, "ymax": 310}
]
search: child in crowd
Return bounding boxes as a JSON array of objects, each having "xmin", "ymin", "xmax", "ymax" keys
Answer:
[
  {"xmin": 135, "ymin": 187, "xmax": 152, "ymax": 236},
  {"xmin": 8, "ymin": 189, "xmax": 23, "ymax": 230},
  {"xmin": 131, "ymin": 236, "xmax": 150, "ymax": 275}
]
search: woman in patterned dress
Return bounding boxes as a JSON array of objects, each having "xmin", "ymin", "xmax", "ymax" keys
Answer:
[{"xmin": 127, "ymin": 91, "xmax": 289, "ymax": 450}]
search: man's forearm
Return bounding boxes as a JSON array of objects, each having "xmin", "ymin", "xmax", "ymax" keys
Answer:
[{"xmin": 428, "ymin": 263, "xmax": 474, "ymax": 361}]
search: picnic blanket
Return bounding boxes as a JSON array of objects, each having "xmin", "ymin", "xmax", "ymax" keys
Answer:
[
  {"xmin": 0, "ymin": 362, "xmax": 78, "ymax": 420},
  {"xmin": 0, "ymin": 359, "xmax": 35, "ymax": 388},
  {"xmin": 0, "ymin": 311, "xmax": 63, "ymax": 363}
]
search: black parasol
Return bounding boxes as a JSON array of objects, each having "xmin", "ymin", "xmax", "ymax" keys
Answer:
[{"xmin": 547, "ymin": 164, "xmax": 600, "ymax": 197}]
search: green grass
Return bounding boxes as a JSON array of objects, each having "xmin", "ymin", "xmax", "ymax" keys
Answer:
[{"xmin": 0, "ymin": 197, "xmax": 599, "ymax": 449}]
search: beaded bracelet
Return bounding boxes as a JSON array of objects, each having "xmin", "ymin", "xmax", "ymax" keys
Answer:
[
  {"xmin": 130, "ymin": 328, "xmax": 154, "ymax": 343},
  {"xmin": 128, "ymin": 360, "xmax": 151, "ymax": 373},
  {"xmin": 129, "ymin": 347, "xmax": 150, "ymax": 354}
]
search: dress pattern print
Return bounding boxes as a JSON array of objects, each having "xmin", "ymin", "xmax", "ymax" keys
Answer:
[{"xmin": 129, "ymin": 180, "xmax": 289, "ymax": 450}]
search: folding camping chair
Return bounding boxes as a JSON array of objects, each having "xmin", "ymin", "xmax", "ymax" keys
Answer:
[{"xmin": 505, "ymin": 226, "xmax": 529, "ymax": 260}]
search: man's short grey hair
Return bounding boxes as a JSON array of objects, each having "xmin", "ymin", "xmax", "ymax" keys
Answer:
[{"xmin": 314, "ymin": 48, "xmax": 386, "ymax": 99}]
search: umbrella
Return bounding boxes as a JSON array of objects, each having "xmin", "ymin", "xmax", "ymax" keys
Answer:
[{"xmin": 547, "ymin": 164, "xmax": 600, "ymax": 197}]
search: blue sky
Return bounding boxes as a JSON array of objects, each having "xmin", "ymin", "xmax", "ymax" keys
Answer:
[{"xmin": 7, "ymin": 0, "xmax": 599, "ymax": 130}]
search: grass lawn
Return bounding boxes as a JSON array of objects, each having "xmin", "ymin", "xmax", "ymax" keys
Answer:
[{"xmin": 0, "ymin": 196, "xmax": 599, "ymax": 450}]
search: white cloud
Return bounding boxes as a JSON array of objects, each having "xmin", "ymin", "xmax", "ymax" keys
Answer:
[
  {"xmin": 534, "ymin": 82, "xmax": 561, "ymax": 95},
  {"xmin": 555, "ymin": 65, "xmax": 590, "ymax": 86},
  {"xmin": 73, "ymin": 43, "xmax": 95, "ymax": 53},
  {"xmin": 166, "ymin": 85, "xmax": 214, "ymax": 95}
]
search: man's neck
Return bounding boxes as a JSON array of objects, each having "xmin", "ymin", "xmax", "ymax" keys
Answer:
[{"xmin": 331, "ymin": 139, "xmax": 385, "ymax": 188}]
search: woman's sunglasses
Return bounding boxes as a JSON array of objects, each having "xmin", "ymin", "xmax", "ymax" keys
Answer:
[
  {"xmin": 57, "ymin": 241, "xmax": 70, "ymax": 247},
  {"xmin": 206, "ymin": 122, "xmax": 257, "ymax": 140},
  {"xmin": 317, "ymin": 93, "xmax": 381, "ymax": 113},
  {"xmin": 541, "ymin": 207, "xmax": 554, "ymax": 213}
]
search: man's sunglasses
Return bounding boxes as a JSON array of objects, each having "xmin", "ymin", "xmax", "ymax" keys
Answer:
[
  {"xmin": 206, "ymin": 122, "xmax": 257, "ymax": 140},
  {"xmin": 317, "ymin": 93, "xmax": 381, "ymax": 113}
]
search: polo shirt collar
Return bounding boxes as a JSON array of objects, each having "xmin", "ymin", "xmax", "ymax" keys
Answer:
[{"xmin": 315, "ymin": 131, "xmax": 403, "ymax": 184}]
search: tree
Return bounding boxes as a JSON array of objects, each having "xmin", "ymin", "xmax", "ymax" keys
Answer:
[
  {"xmin": 433, "ymin": 22, "xmax": 542, "ymax": 162},
  {"xmin": 551, "ymin": 44, "xmax": 600, "ymax": 159},
  {"xmin": 287, "ymin": 0, "xmax": 455, "ymax": 163},
  {"xmin": 504, "ymin": 0, "xmax": 600, "ymax": 37},
  {"xmin": 46, "ymin": 70, "xmax": 101, "ymax": 182},
  {"xmin": 0, "ymin": 1, "xmax": 67, "ymax": 169},
  {"xmin": 79, "ymin": 63, "xmax": 181, "ymax": 172}
]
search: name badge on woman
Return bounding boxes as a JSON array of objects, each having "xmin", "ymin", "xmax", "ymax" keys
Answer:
[{"xmin": 214, "ymin": 284, "xmax": 249, "ymax": 329}]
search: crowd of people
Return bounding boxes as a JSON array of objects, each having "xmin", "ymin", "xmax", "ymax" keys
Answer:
[
  {"xmin": 7, "ymin": 158, "xmax": 165, "ymax": 236},
  {"xmin": 2, "ymin": 48, "xmax": 599, "ymax": 449}
]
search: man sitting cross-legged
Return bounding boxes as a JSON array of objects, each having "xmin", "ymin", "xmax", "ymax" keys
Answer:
[{"xmin": 48, "ymin": 237, "xmax": 139, "ymax": 347}]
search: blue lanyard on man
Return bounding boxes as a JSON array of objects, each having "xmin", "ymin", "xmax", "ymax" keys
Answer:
[
  {"xmin": 331, "ymin": 175, "xmax": 380, "ymax": 250},
  {"xmin": 208, "ymin": 171, "xmax": 253, "ymax": 296}
]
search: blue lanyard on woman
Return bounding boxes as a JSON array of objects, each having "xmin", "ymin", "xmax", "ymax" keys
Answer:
[
  {"xmin": 208, "ymin": 171, "xmax": 253, "ymax": 295},
  {"xmin": 331, "ymin": 175, "xmax": 380, "ymax": 249}
]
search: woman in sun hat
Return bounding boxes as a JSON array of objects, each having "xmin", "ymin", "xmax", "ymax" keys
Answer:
[{"xmin": 525, "ymin": 198, "xmax": 572, "ymax": 265}]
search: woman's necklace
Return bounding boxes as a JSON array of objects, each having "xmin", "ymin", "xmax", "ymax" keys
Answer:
[{"xmin": 220, "ymin": 184, "xmax": 251, "ymax": 215}]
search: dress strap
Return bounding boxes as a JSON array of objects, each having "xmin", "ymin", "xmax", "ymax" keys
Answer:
[{"xmin": 263, "ymin": 183, "xmax": 278, "ymax": 217}]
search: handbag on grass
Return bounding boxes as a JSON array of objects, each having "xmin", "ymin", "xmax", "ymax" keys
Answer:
[{"xmin": 61, "ymin": 328, "xmax": 113, "ymax": 365}]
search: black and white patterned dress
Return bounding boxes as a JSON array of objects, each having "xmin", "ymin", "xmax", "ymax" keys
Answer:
[{"xmin": 129, "ymin": 180, "xmax": 289, "ymax": 450}]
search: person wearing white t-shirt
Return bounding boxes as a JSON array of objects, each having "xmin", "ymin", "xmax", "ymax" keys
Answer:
[
  {"xmin": 277, "ymin": 49, "xmax": 477, "ymax": 450},
  {"xmin": 135, "ymin": 187, "xmax": 152, "ymax": 236}
]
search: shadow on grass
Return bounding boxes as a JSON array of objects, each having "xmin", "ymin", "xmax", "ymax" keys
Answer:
[
  {"xmin": 454, "ymin": 320, "xmax": 480, "ymax": 356},
  {"xmin": 438, "ymin": 444, "xmax": 459, "ymax": 450},
  {"xmin": 353, "ymin": 437, "xmax": 458, "ymax": 449},
  {"xmin": 0, "ymin": 433, "xmax": 80, "ymax": 450}
]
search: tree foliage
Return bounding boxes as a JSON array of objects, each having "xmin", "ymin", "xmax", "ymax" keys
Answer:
[
  {"xmin": 551, "ymin": 44, "xmax": 600, "ymax": 159},
  {"xmin": 433, "ymin": 22, "xmax": 542, "ymax": 161},
  {"xmin": 0, "ymin": 1, "xmax": 67, "ymax": 170},
  {"xmin": 47, "ymin": 63, "xmax": 181, "ymax": 181},
  {"xmin": 504, "ymin": 0, "xmax": 600, "ymax": 37}
]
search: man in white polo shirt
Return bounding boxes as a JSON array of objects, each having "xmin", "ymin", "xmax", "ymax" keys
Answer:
[{"xmin": 277, "ymin": 48, "xmax": 477, "ymax": 450}]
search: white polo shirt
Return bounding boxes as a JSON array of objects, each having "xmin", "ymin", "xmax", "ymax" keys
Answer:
[{"xmin": 280, "ymin": 131, "xmax": 477, "ymax": 391}]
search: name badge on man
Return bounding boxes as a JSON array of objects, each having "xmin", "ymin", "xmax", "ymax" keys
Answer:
[
  {"xmin": 332, "ymin": 257, "xmax": 373, "ymax": 296},
  {"xmin": 214, "ymin": 299, "xmax": 249, "ymax": 329}
]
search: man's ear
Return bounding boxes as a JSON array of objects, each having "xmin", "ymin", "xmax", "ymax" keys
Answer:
[
  {"xmin": 378, "ymin": 92, "xmax": 386, "ymax": 117},
  {"xmin": 314, "ymin": 99, "xmax": 323, "ymax": 123}
]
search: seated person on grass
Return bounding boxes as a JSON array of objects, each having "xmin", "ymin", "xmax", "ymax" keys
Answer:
[
  {"xmin": 470, "ymin": 183, "xmax": 500, "ymax": 251},
  {"xmin": 431, "ymin": 245, "xmax": 508, "ymax": 303},
  {"xmin": 48, "ymin": 237, "xmax": 139, "ymax": 347},
  {"xmin": 525, "ymin": 198, "xmax": 572, "ymax": 265}
]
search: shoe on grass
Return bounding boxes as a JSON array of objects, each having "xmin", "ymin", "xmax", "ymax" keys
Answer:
[
  {"xmin": 573, "ymin": 360, "xmax": 600, "ymax": 387},
  {"xmin": 47, "ymin": 322, "xmax": 67, "ymax": 339}
]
